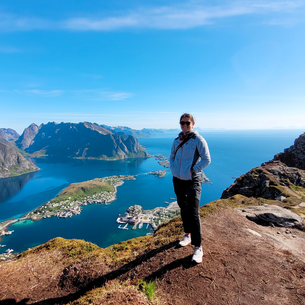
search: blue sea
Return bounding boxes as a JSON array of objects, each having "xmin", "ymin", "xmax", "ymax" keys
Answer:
[{"xmin": 0, "ymin": 129, "xmax": 303, "ymax": 254}]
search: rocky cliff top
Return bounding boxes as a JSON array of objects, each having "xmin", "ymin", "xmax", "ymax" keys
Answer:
[
  {"xmin": 222, "ymin": 132, "xmax": 305, "ymax": 204},
  {"xmin": 274, "ymin": 132, "xmax": 305, "ymax": 169}
]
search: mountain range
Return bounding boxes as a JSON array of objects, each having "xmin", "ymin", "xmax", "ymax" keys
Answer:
[
  {"xmin": 15, "ymin": 122, "xmax": 149, "ymax": 160},
  {"xmin": 0, "ymin": 122, "xmax": 154, "ymax": 178}
]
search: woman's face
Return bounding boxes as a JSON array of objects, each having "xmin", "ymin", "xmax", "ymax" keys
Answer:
[{"xmin": 180, "ymin": 117, "xmax": 195, "ymax": 134}]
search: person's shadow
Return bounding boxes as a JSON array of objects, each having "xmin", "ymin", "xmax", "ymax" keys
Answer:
[{"xmin": 0, "ymin": 241, "xmax": 197, "ymax": 305}]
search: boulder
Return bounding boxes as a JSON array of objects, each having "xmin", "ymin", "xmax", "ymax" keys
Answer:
[{"xmin": 236, "ymin": 205, "xmax": 304, "ymax": 228}]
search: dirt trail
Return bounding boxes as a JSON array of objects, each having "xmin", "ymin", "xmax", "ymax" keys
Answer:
[{"xmin": 118, "ymin": 208, "xmax": 305, "ymax": 305}]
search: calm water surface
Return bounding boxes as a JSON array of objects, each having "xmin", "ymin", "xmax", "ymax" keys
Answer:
[{"xmin": 0, "ymin": 129, "xmax": 303, "ymax": 253}]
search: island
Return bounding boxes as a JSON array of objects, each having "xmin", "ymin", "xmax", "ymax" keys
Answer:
[
  {"xmin": 154, "ymin": 154, "xmax": 170, "ymax": 168},
  {"xmin": 116, "ymin": 202, "xmax": 180, "ymax": 231},
  {"xmin": 149, "ymin": 170, "xmax": 167, "ymax": 178},
  {"xmin": 26, "ymin": 175, "xmax": 135, "ymax": 220}
]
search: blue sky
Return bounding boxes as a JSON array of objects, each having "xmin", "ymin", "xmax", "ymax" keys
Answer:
[{"xmin": 1, "ymin": 0, "xmax": 305, "ymax": 134}]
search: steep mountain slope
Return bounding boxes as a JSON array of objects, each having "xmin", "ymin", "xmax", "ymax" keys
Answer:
[
  {"xmin": 0, "ymin": 142, "xmax": 39, "ymax": 178},
  {"xmin": 274, "ymin": 132, "xmax": 305, "ymax": 169},
  {"xmin": 0, "ymin": 128, "xmax": 19, "ymax": 142},
  {"xmin": 1, "ymin": 132, "xmax": 305, "ymax": 304},
  {"xmin": 16, "ymin": 122, "xmax": 149, "ymax": 159},
  {"xmin": 221, "ymin": 132, "xmax": 305, "ymax": 204},
  {"xmin": 15, "ymin": 123, "xmax": 39, "ymax": 150}
]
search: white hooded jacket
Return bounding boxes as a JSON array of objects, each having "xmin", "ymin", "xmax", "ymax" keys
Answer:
[{"xmin": 170, "ymin": 129, "xmax": 211, "ymax": 181}]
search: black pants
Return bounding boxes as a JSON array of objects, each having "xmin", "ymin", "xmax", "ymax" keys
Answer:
[{"xmin": 173, "ymin": 176, "xmax": 202, "ymax": 247}]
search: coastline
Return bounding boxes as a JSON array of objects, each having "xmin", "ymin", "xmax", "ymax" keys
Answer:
[
  {"xmin": 25, "ymin": 175, "xmax": 136, "ymax": 221},
  {"xmin": 0, "ymin": 167, "xmax": 40, "ymax": 179},
  {"xmin": 0, "ymin": 175, "xmax": 136, "ymax": 242},
  {"xmin": 0, "ymin": 219, "xmax": 18, "ymax": 243}
]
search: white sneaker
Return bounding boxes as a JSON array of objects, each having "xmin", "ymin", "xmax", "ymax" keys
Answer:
[
  {"xmin": 179, "ymin": 234, "xmax": 191, "ymax": 247},
  {"xmin": 192, "ymin": 246, "xmax": 203, "ymax": 263}
]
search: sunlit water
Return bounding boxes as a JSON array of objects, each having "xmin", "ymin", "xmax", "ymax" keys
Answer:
[{"xmin": 0, "ymin": 129, "xmax": 303, "ymax": 254}]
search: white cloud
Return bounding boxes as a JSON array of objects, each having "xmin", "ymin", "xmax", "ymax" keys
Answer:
[
  {"xmin": 108, "ymin": 93, "xmax": 133, "ymax": 100},
  {"xmin": 64, "ymin": 16, "xmax": 138, "ymax": 31},
  {"xmin": 71, "ymin": 89, "xmax": 133, "ymax": 101},
  {"xmin": 0, "ymin": 1, "xmax": 304, "ymax": 32},
  {"xmin": 63, "ymin": 5, "xmax": 252, "ymax": 31},
  {"xmin": 0, "ymin": 12, "xmax": 54, "ymax": 32},
  {"xmin": 25, "ymin": 89, "xmax": 64, "ymax": 97},
  {"xmin": 264, "ymin": 17, "xmax": 305, "ymax": 26},
  {"xmin": 250, "ymin": 1, "xmax": 304, "ymax": 11},
  {"xmin": 9, "ymin": 88, "xmax": 131, "ymax": 101}
]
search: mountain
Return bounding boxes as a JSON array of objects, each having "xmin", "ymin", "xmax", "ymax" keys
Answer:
[
  {"xmin": 221, "ymin": 132, "xmax": 305, "ymax": 202},
  {"xmin": 101, "ymin": 125, "xmax": 165, "ymax": 138},
  {"xmin": 15, "ymin": 123, "xmax": 39, "ymax": 150},
  {"xmin": 1, "ymin": 132, "xmax": 304, "ymax": 304},
  {"xmin": 0, "ymin": 142, "xmax": 39, "ymax": 178},
  {"xmin": 16, "ymin": 122, "xmax": 149, "ymax": 159},
  {"xmin": 0, "ymin": 128, "xmax": 19, "ymax": 142},
  {"xmin": 273, "ymin": 132, "xmax": 305, "ymax": 169}
]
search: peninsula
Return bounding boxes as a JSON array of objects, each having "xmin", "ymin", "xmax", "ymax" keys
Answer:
[
  {"xmin": 0, "ymin": 175, "xmax": 136, "ymax": 237},
  {"xmin": 26, "ymin": 175, "xmax": 135, "ymax": 220}
]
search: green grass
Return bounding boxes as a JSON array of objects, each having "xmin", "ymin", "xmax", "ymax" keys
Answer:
[
  {"xmin": 51, "ymin": 180, "xmax": 114, "ymax": 203},
  {"xmin": 137, "ymin": 279, "xmax": 157, "ymax": 300},
  {"xmin": 20, "ymin": 237, "xmax": 101, "ymax": 259}
]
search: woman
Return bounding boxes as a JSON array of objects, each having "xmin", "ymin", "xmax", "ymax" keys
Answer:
[{"xmin": 170, "ymin": 113, "xmax": 211, "ymax": 263}]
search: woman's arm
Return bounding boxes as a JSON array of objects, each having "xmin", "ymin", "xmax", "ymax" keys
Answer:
[{"xmin": 193, "ymin": 136, "xmax": 211, "ymax": 173}]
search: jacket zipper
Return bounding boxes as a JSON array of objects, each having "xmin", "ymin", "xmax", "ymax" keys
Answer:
[{"xmin": 178, "ymin": 145, "xmax": 183, "ymax": 179}]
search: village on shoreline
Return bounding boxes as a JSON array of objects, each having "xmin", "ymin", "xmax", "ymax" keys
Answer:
[{"xmin": 116, "ymin": 202, "xmax": 180, "ymax": 232}]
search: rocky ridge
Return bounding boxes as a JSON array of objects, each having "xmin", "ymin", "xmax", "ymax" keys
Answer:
[
  {"xmin": 274, "ymin": 132, "xmax": 305, "ymax": 169},
  {"xmin": 0, "ymin": 128, "xmax": 19, "ymax": 142},
  {"xmin": 15, "ymin": 123, "xmax": 39, "ymax": 150},
  {"xmin": 0, "ymin": 142, "xmax": 39, "ymax": 178},
  {"xmin": 222, "ymin": 132, "xmax": 305, "ymax": 207},
  {"xmin": 16, "ymin": 122, "xmax": 149, "ymax": 160}
]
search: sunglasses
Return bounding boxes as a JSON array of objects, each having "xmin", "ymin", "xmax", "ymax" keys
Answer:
[{"xmin": 180, "ymin": 121, "xmax": 191, "ymax": 126}]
